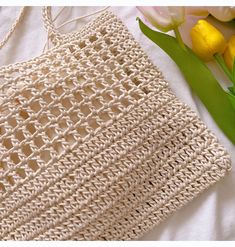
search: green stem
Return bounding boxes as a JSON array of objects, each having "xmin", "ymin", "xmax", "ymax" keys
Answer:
[
  {"xmin": 173, "ymin": 27, "xmax": 186, "ymax": 51},
  {"xmin": 214, "ymin": 53, "xmax": 234, "ymax": 84}
]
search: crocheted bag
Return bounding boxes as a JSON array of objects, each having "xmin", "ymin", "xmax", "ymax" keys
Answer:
[{"xmin": 0, "ymin": 7, "xmax": 231, "ymax": 240}]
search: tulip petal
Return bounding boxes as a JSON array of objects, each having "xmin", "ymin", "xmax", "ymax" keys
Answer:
[
  {"xmin": 190, "ymin": 20, "xmax": 226, "ymax": 61},
  {"xmin": 137, "ymin": 17, "xmax": 235, "ymax": 144},
  {"xmin": 185, "ymin": 7, "xmax": 209, "ymax": 17},
  {"xmin": 167, "ymin": 6, "xmax": 185, "ymax": 24},
  {"xmin": 224, "ymin": 35, "xmax": 235, "ymax": 70},
  {"xmin": 207, "ymin": 7, "xmax": 235, "ymax": 22},
  {"xmin": 137, "ymin": 6, "xmax": 185, "ymax": 32},
  {"xmin": 137, "ymin": 6, "xmax": 172, "ymax": 32}
]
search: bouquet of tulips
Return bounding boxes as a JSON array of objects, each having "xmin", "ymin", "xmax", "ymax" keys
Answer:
[{"xmin": 137, "ymin": 7, "xmax": 235, "ymax": 144}]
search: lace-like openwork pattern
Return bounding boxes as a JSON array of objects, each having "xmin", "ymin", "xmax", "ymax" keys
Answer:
[{"xmin": 0, "ymin": 11, "xmax": 231, "ymax": 240}]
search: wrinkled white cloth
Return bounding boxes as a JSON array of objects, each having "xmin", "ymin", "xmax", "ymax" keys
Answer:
[{"xmin": 0, "ymin": 6, "xmax": 234, "ymax": 241}]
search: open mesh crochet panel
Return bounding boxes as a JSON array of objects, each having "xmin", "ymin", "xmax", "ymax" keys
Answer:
[{"xmin": 0, "ymin": 10, "xmax": 231, "ymax": 240}]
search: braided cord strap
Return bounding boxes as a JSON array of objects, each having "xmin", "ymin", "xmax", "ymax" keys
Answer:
[
  {"xmin": 0, "ymin": 10, "xmax": 231, "ymax": 240},
  {"xmin": 41, "ymin": 6, "xmax": 110, "ymax": 47},
  {"xmin": 0, "ymin": 7, "xmax": 26, "ymax": 49},
  {"xmin": 41, "ymin": 6, "xmax": 63, "ymax": 46}
]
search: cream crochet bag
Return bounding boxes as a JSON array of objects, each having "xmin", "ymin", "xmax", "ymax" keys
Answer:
[{"xmin": 0, "ymin": 7, "xmax": 231, "ymax": 240}]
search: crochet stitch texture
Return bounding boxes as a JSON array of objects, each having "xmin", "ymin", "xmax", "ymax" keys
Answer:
[{"xmin": 0, "ymin": 9, "xmax": 231, "ymax": 240}]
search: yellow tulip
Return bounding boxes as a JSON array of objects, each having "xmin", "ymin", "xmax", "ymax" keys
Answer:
[
  {"xmin": 190, "ymin": 20, "xmax": 226, "ymax": 61},
  {"xmin": 224, "ymin": 35, "xmax": 235, "ymax": 71}
]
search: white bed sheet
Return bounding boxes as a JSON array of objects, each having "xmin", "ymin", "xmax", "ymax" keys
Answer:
[{"xmin": 0, "ymin": 6, "xmax": 234, "ymax": 241}]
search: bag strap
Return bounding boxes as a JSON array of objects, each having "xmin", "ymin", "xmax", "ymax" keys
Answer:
[
  {"xmin": 41, "ymin": 6, "xmax": 110, "ymax": 47},
  {"xmin": 0, "ymin": 7, "xmax": 109, "ymax": 52},
  {"xmin": 41, "ymin": 6, "xmax": 63, "ymax": 46},
  {"xmin": 0, "ymin": 7, "xmax": 26, "ymax": 50}
]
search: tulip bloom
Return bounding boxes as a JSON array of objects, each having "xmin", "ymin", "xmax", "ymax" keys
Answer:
[
  {"xmin": 224, "ymin": 35, "xmax": 235, "ymax": 71},
  {"xmin": 137, "ymin": 7, "xmax": 186, "ymax": 50},
  {"xmin": 190, "ymin": 19, "xmax": 226, "ymax": 61},
  {"xmin": 137, "ymin": 6, "xmax": 185, "ymax": 32},
  {"xmin": 186, "ymin": 6, "xmax": 235, "ymax": 22},
  {"xmin": 207, "ymin": 7, "xmax": 235, "ymax": 22}
]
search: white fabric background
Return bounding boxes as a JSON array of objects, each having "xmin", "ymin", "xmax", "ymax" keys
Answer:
[{"xmin": 0, "ymin": 6, "xmax": 235, "ymax": 240}]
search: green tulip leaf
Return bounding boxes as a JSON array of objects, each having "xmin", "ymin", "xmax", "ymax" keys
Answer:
[
  {"xmin": 232, "ymin": 58, "xmax": 235, "ymax": 83},
  {"xmin": 137, "ymin": 17, "xmax": 235, "ymax": 144},
  {"xmin": 227, "ymin": 90, "xmax": 235, "ymax": 113},
  {"xmin": 228, "ymin": 86, "xmax": 234, "ymax": 94},
  {"xmin": 228, "ymin": 86, "xmax": 235, "ymax": 112}
]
